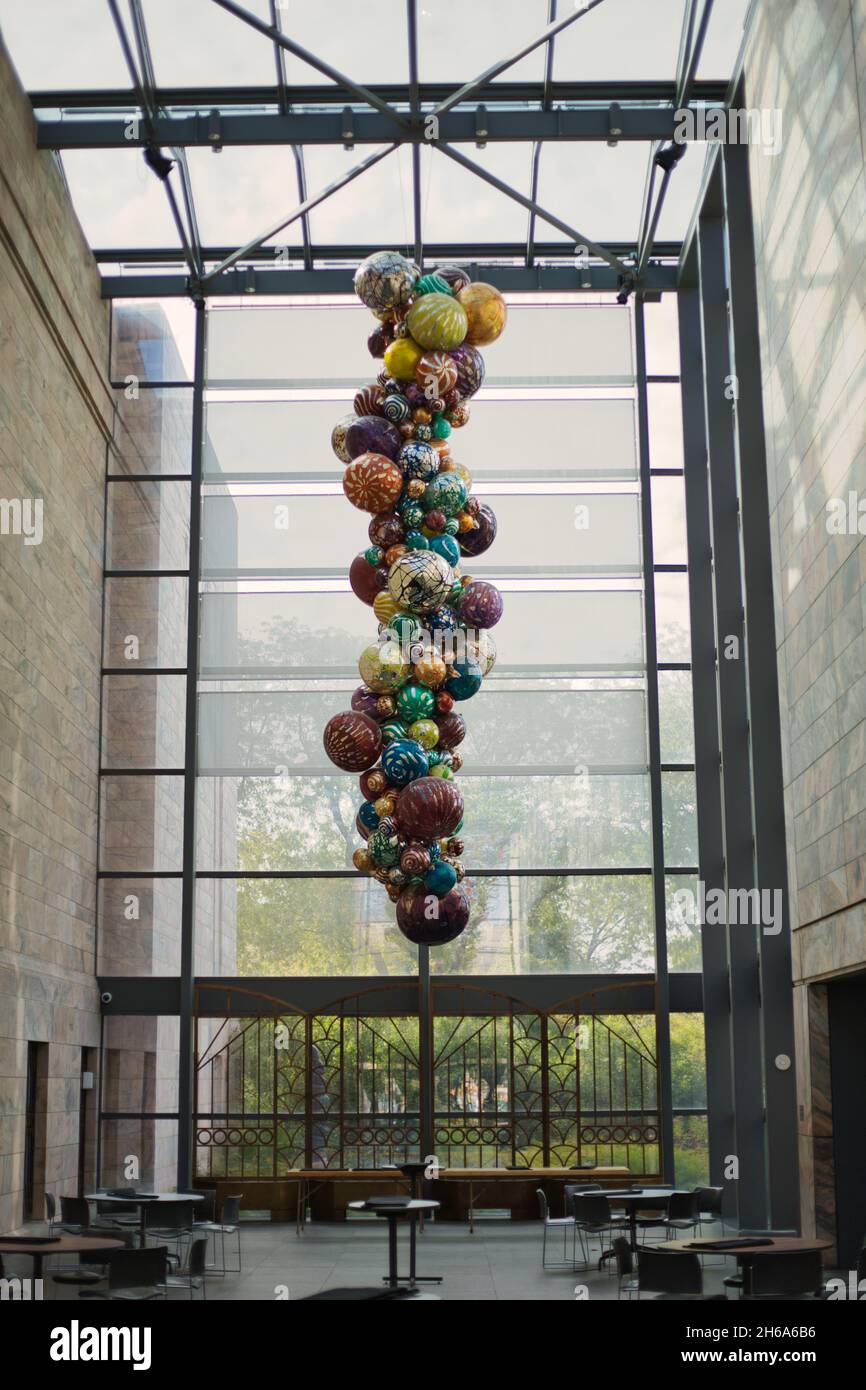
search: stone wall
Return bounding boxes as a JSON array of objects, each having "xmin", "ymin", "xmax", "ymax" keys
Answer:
[
  {"xmin": 0, "ymin": 38, "xmax": 111, "ymax": 1226},
  {"xmin": 745, "ymin": 0, "xmax": 866, "ymax": 1251}
]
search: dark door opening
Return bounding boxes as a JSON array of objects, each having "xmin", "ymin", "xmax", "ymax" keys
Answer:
[
  {"xmin": 23, "ymin": 1041, "xmax": 46, "ymax": 1220},
  {"xmin": 827, "ymin": 975, "xmax": 866, "ymax": 1268}
]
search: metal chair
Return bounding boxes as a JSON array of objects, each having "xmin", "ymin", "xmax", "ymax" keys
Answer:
[
  {"xmin": 80, "ymin": 1246, "xmax": 169, "ymax": 1301},
  {"xmin": 145, "ymin": 1201, "xmax": 195, "ymax": 1267},
  {"xmin": 744, "ymin": 1252, "xmax": 825, "ymax": 1299},
  {"xmin": 164, "ymin": 1236, "xmax": 208, "ymax": 1300},
  {"xmin": 536, "ymin": 1188, "xmax": 575, "ymax": 1269},
  {"xmin": 638, "ymin": 1189, "xmax": 701, "ymax": 1242},
  {"xmin": 44, "ymin": 1192, "xmax": 57, "ymax": 1234},
  {"xmin": 572, "ymin": 1192, "xmax": 628, "ymax": 1271},
  {"xmin": 638, "ymin": 1248, "xmax": 703, "ymax": 1299},
  {"xmin": 192, "ymin": 1193, "xmax": 243, "ymax": 1275},
  {"xmin": 563, "ymin": 1182, "xmax": 601, "ymax": 1217},
  {"xmin": 59, "ymin": 1196, "xmax": 91, "ymax": 1232},
  {"xmin": 694, "ymin": 1185, "xmax": 724, "ymax": 1235},
  {"xmin": 613, "ymin": 1235, "xmax": 639, "ymax": 1300}
]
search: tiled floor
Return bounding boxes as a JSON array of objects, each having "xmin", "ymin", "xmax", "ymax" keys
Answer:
[{"xmin": 22, "ymin": 1220, "xmax": 737, "ymax": 1302}]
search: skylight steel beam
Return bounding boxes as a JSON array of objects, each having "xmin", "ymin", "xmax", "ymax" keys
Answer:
[
  {"xmin": 270, "ymin": 0, "xmax": 313, "ymax": 271},
  {"xmin": 525, "ymin": 0, "xmax": 558, "ymax": 268},
  {"xmin": 434, "ymin": 140, "xmax": 630, "ymax": 278},
  {"xmin": 92, "ymin": 239, "xmax": 682, "ymax": 264},
  {"xmin": 432, "ymin": 0, "xmax": 608, "ymax": 117},
  {"xmin": 407, "ymin": 0, "xmax": 422, "ymax": 267},
  {"xmin": 211, "ymin": 0, "xmax": 411, "ymax": 131},
  {"xmin": 200, "ymin": 144, "xmax": 399, "ymax": 283}
]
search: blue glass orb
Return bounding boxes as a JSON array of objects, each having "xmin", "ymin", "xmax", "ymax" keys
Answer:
[
  {"xmin": 425, "ymin": 860, "xmax": 458, "ymax": 896},
  {"xmin": 431, "ymin": 534, "xmax": 460, "ymax": 567},
  {"xmin": 427, "ymin": 605, "xmax": 458, "ymax": 632},
  {"xmin": 381, "ymin": 738, "xmax": 430, "ymax": 787},
  {"xmin": 358, "ymin": 800, "xmax": 380, "ymax": 830},
  {"xmin": 405, "ymin": 531, "xmax": 429, "ymax": 550},
  {"xmin": 399, "ymin": 441, "xmax": 439, "ymax": 480},
  {"xmin": 445, "ymin": 658, "xmax": 483, "ymax": 701}
]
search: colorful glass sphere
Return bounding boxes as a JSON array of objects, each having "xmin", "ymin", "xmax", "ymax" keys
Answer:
[
  {"xmin": 331, "ymin": 413, "xmax": 358, "ymax": 463},
  {"xmin": 458, "ymin": 502, "xmax": 497, "ymax": 557},
  {"xmin": 414, "ymin": 273, "xmax": 453, "ymax": 298},
  {"xmin": 448, "ymin": 343, "xmax": 486, "ymax": 398},
  {"xmin": 372, "ymin": 589, "xmax": 401, "ymax": 625},
  {"xmin": 353, "ymin": 847, "xmax": 373, "ymax": 873},
  {"xmin": 382, "ymin": 737, "xmax": 430, "ymax": 787},
  {"xmin": 394, "ymin": 775, "xmax": 464, "ymax": 842},
  {"xmin": 350, "ymin": 686, "xmax": 381, "ymax": 720},
  {"xmin": 430, "ymin": 533, "xmax": 461, "ymax": 567},
  {"xmin": 432, "ymin": 416, "xmax": 451, "ymax": 440},
  {"xmin": 459, "ymin": 579, "xmax": 503, "ymax": 629},
  {"xmin": 434, "ymin": 263, "xmax": 472, "ymax": 293},
  {"xmin": 398, "ymin": 440, "xmax": 439, "ymax": 480},
  {"xmin": 380, "ymin": 718, "xmax": 409, "ymax": 744},
  {"xmin": 384, "ymin": 336, "xmax": 424, "ymax": 382},
  {"xmin": 445, "ymin": 658, "xmax": 483, "ymax": 701},
  {"xmin": 407, "ymin": 293, "xmax": 468, "ymax": 351},
  {"xmin": 409, "ymin": 718, "xmax": 439, "ymax": 750},
  {"xmin": 456, "ymin": 281, "xmax": 508, "ymax": 346},
  {"xmin": 367, "ymin": 325, "xmax": 390, "ymax": 358},
  {"xmin": 395, "ymin": 882, "xmax": 470, "ymax": 944},
  {"xmin": 405, "ymin": 531, "xmax": 429, "ymax": 551},
  {"xmin": 401, "ymin": 501, "xmax": 425, "ymax": 529},
  {"xmin": 367, "ymin": 827, "xmax": 401, "ymax": 867},
  {"xmin": 369, "ymin": 512, "xmax": 405, "ymax": 548},
  {"xmin": 322, "ymin": 710, "xmax": 383, "ymax": 772},
  {"xmin": 354, "ymin": 250, "xmax": 416, "ymax": 312},
  {"xmin": 401, "ymin": 844, "xmax": 431, "ymax": 877},
  {"xmin": 436, "ymin": 711, "xmax": 467, "ymax": 749},
  {"xmin": 344, "ymin": 414, "xmax": 402, "ymax": 462},
  {"xmin": 387, "ymin": 612, "xmax": 422, "ymax": 644},
  {"xmin": 358, "ymin": 800, "xmax": 380, "ymax": 830},
  {"xmin": 425, "ymin": 860, "xmax": 458, "ymax": 896},
  {"xmin": 396, "ymin": 682, "xmax": 435, "ymax": 722},
  {"xmin": 467, "ymin": 630, "xmax": 497, "ymax": 676},
  {"xmin": 414, "ymin": 651, "xmax": 448, "ymax": 688},
  {"xmin": 354, "ymin": 384, "xmax": 384, "ymax": 416},
  {"xmin": 358, "ymin": 640, "xmax": 411, "ymax": 693},
  {"xmin": 359, "ymin": 767, "xmax": 388, "ymax": 799},
  {"xmin": 349, "ymin": 552, "xmax": 388, "ymax": 605},
  {"xmin": 415, "ymin": 350, "xmax": 459, "ymax": 398},
  {"xmin": 422, "ymin": 472, "xmax": 467, "ymax": 517},
  {"xmin": 387, "ymin": 550, "xmax": 454, "ymax": 613},
  {"xmin": 343, "ymin": 453, "xmax": 404, "ymax": 513},
  {"xmin": 382, "ymin": 393, "xmax": 410, "ymax": 423}
]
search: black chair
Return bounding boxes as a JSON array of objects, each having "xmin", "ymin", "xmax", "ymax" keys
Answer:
[
  {"xmin": 45, "ymin": 1192, "xmax": 57, "ymax": 1234},
  {"xmin": 145, "ymin": 1202, "xmax": 195, "ymax": 1267},
  {"xmin": 59, "ymin": 1196, "xmax": 91, "ymax": 1232},
  {"xmin": 638, "ymin": 1248, "xmax": 703, "ymax": 1299},
  {"xmin": 572, "ymin": 1192, "xmax": 627, "ymax": 1270},
  {"xmin": 80, "ymin": 1246, "xmax": 169, "ymax": 1301},
  {"xmin": 563, "ymin": 1182, "xmax": 601, "ymax": 1217},
  {"xmin": 744, "ymin": 1252, "xmax": 825, "ymax": 1299},
  {"xmin": 92, "ymin": 1200, "xmax": 139, "ymax": 1232},
  {"xmin": 164, "ymin": 1236, "xmax": 208, "ymax": 1300},
  {"xmin": 638, "ymin": 1190, "xmax": 700, "ymax": 1242},
  {"xmin": 694, "ymin": 1185, "xmax": 724, "ymax": 1235},
  {"xmin": 613, "ymin": 1235, "xmax": 639, "ymax": 1300}
]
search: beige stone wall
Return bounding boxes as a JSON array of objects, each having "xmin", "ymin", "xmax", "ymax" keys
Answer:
[
  {"xmin": 745, "ymin": 0, "xmax": 866, "ymax": 1246},
  {"xmin": 0, "ymin": 39, "xmax": 111, "ymax": 1226}
]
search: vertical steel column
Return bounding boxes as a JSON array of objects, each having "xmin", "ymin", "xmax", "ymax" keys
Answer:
[
  {"xmin": 418, "ymin": 945, "xmax": 434, "ymax": 1167},
  {"xmin": 697, "ymin": 194, "xmax": 768, "ymax": 1230},
  {"xmin": 722, "ymin": 137, "xmax": 799, "ymax": 1232},
  {"xmin": 176, "ymin": 301, "xmax": 206, "ymax": 1190},
  {"xmin": 634, "ymin": 299, "xmax": 675, "ymax": 1184},
  {"xmin": 677, "ymin": 254, "xmax": 737, "ymax": 1219}
]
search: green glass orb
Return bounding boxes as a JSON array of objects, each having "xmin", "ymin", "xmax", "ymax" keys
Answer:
[
  {"xmin": 405, "ymin": 531, "xmax": 429, "ymax": 550},
  {"xmin": 368, "ymin": 828, "xmax": 400, "ymax": 866},
  {"xmin": 448, "ymin": 581, "xmax": 463, "ymax": 604},
  {"xmin": 380, "ymin": 718, "xmax": 409, "ymax": 743},
  {"xmin": 443, "ymin": 517, "xmax": 460, "ymax": 536},
  {"xmin": 415, "ymin": 423, "xmax": 433, "ymax": 441},
  {"xmin": 432, "ymin": 416, "xmax": 452, "ymax": 439},
  {"xmin": 414, "ymin": 273, "xmax": 453, "ymax": 298},
  {"xmin": 387, "ymin": 613, "xmax": 422, "ymax": 644},
  {"xmin": 401, "ymin": 502, "xmax": 425, "ymax": 529},
  {"xmin": 396, "ymin": 683, "xmax": 435, "ymax": 722},
  {"xmin": 422, "ymin": 472, "xmax": 467, "ymax": 517},
  {"xmin": 429, "ymin": 763, "xmax": 454, "ymax": 780},
  {"xmin": 409, "ymin": 718, "xmax": 439, "ymax": 750},
  {"xmin": 364, "ymin": 545, "xmax": 384, "ymax": 566},
  {"xmin": 427, "ymin": 749, "xmax": 443, "ymax": 767}
]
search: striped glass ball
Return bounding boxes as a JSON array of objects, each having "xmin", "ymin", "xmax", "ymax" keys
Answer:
[
  {"xmin": 414, "ymin": 273, "xmax": 454, "ymax": 297},
  {"xmin": 407, "ymin": 293, "xmax": 468, "ymax": 351},
  {"xmin": 382, "ymin": 393, "xmax": 410, "ymax": 423},
  {"xmin": 382, "ymin": 737, "xmax": 430, "ymax": 787}
]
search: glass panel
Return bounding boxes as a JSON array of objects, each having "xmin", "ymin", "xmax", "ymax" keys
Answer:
[
  {"xmin": 199, "ymin": 586, "xmax": 645, "ymax": 676},
  {"xmin": 141, "ymin": 0, "xmax": 274, "ymax": 85},
  {"xmin": 104, "ymin": 576, "xmax": 188, "ymax": 669},
  {"xmin": 420, "ymin": 0, "xmax": 547, "ymax": 81},
  {"xmin": 652, "ymin": 473, "xmax": 687, "ymax": 564},
  {"xmin": 656, "ymin": 148, "xmax": 711, "ymax": 241},
  {"xmin": 194, "ymin": 876, "xmax": 416, "ymax": 976},
  {"xmin": 186, "ymin": 146, "xmax": 307, "ymax": 249},
  {"xmin": 97, "ymin": 877, "xmax": 182, "ymax": 977},
  {"xmin": 419, "ymin": 142, "xmax": 536, "ymax": 243},
  {"xmin": 101, "ymin": 674, "xmax": 187, "ymax": 769},
  {"xmin": 432, "ymin": 874, "xmax": 655, "ymax": 975},
  {"xmin": 673, "ymin": 1112, "xmax": 709, "ymax": 1189},
  {"xmin": 654, "ymin": 571, "xmax": 691, "ymax": 662},
  {"xmin": 60, "ymin": 150, "xmax": 183, "ymax": 252},
  {"xmin": 197, "ymin": 685, "xmax": 648, "ymax": 773},
  {"xmin": 200, "ymin": 490, "xmax": 641, "ymax": 577},
  {"xmin": 203, "ymin": 396, "xmax": 639, "ymax": 481},
  {"xmin": 648, "ymin": 383, "xmax": 684, "ymax": 469},
  {"xmin": 112, "ymin": 301, "xmax": 197, "ymax": 383},
  {"xmin": 666, "ymin": 874, "xmax": 701, "ymax": 973},
  {"xmin": 106, "ymin": 480, "xmax": 191, "ymax": 572},
  {"xmin": 304, "ymin": 145, "xmax": 418, "ymax": 245},
  {"xmin": 697, "ymin": 0, "xmax": 751, "ymax": 78},
  {"xmin": 644, "ymin": 295, "xmax": 681, "ymax": 376},
  {"xmin": 553, "ymin": 0, "xmax": 685, "ymax": 79},
  {"xmin": 662, "ymin": 770, "xmax": 699, "ymax": 867},
  {"xmin": 479, "ymin": 304, "xmax": 634, "ymax": 385},
  {"xmin": 195, "ymin": 772, "xmax": 651, "ymax": 871},
  {"xmin": 102, "ymin": 1014, "xmax": 180, "ymax": 1113},
  {"xmin": 111, "ymin": 388, "xmax": 193, "ymax": 477},
  {"xmin": 275, "ymin": 0, "xmax": 408, "ymax": 83},
  {"xmin": 659, "ymin": 669, "xmax": 695, "ymax": 764},
  {"xmin": 0, "ymin": 0, "xmax": 131, "ymax": 87},
  {"xmin": 99, "ymin": 1118, "xmax": 180, "ymax": 1191},
  {"xmin": 99, "ymin": 774, "xmax": 185, "ymax": 872},
  {"xmin": 538, "ymin": 141, "xmax": 650, "ymax": 244}
]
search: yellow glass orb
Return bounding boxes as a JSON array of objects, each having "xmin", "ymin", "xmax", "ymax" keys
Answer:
[
  {"xmin": 384, "ymin": 335, "xmax": 424, "ymax": 381},
  {"xmin": 409, "ymin": 718, "xmax": 440, "ymax": 750},
  {"xmin": 353, "ymin": 848, "xmax": 372, "ymax": 873},
  {"xmin": 456, "ymin": 281, "xmax": 507, "ymax": 345},
  {"xmin": 358, "ymin": 640, "xmax": 411, "ymax": 693},
  {"xmin": 454, "ymin": 463, "xmax": 473, "ymax": 490},
  {"xmin": 406, "ymin": 293, "xmax": 468, "ymax": 351},
  {"xmin": 373, "ymin": 590, "xmax": 400, "ymax": 625}
]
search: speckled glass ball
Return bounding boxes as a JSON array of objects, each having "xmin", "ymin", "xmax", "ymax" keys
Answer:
[
  {"xmin": 414, "ymin": 651, "xmax": 447, "ymax": 688},
  {"xmin": 448, "ymin": 402, "xmax": 470, "ymax": 428},
  {"xmin": 358, "ymin": 640, "xmax": 411, "ymax": 693},
  {"xmin": 358, "ymin": 800, "xmax": 380, "ymax": 830},
  {"xmin": 331, "ymin": 413, "xmax": 358, "ymax": 463},
  {"xmin": 422, "ymin": 472, "xmax": 467, "ymax": 518},
  {"xmin": 387, "ymin": 550, "xmax": 454, "ymax": 613},
  {"xmin": 401, "ymin": 501, "xmax": 425, "ymax": 529},
  {"xmin": 459, "ymin": 579, "xmax": 503, "ymax": 629},
  {"xmin": 353, "ymin": 847, "xmax": 372, "ymax": 873},
  {"xmin": 367, "ymin": 827, "xmax": 401, "ymax": 867},
  {"xmin": 456, "ymin": 281, "xmax": 508, "ymax": 346},
  {"xmin": 354, "ymin": 250, "xmax": 416, "ymax": 312},
  {"xmin": 381, "ymin": 737, "xmax": 430, "ymax": 787},
  {"xmin": 398, "ymin": 440, "xmax": 439, "ymax": 480},
  {"xmin": 415, "ymin": 424, "xmax": 433, "ymax": 441}
]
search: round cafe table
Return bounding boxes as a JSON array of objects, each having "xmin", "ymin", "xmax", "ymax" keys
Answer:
[
  {"xmin": 85, "ymin": 1191, "xmax": 204, "ymax": 1247},
  {"xmin": 0, "ymin": 1233, "xmax": 124, "ymax": 1280},
  {"xmin": 596, "ymin": 1186, "xmax": 676, "ymax": 1254},
  {"xmin": 659, "ymin": 1235, "xmax": 833, "ymax": 1296},
  {"xmin": 349, "ymin": 1198, "xmax": 440, "ymax": 1289}
]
